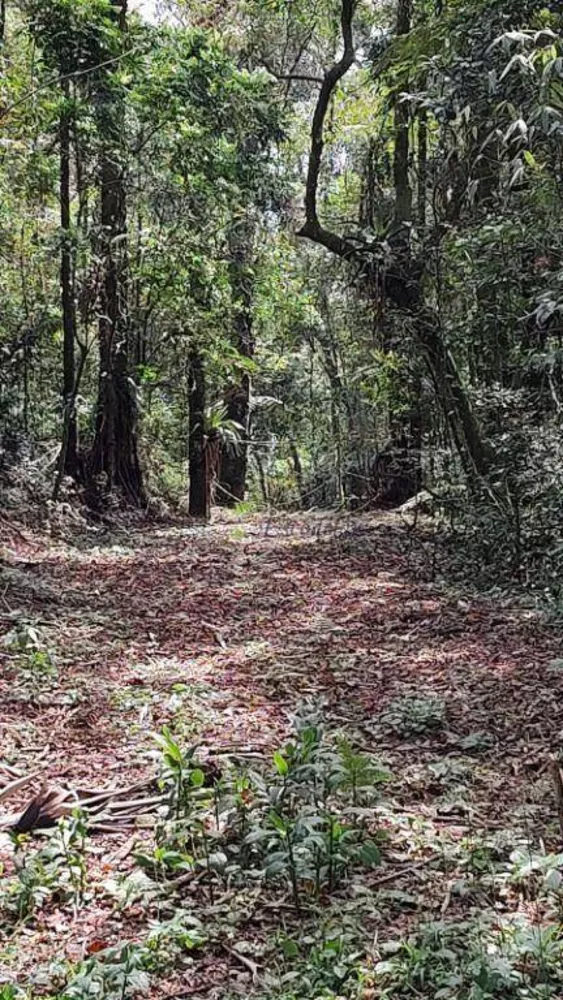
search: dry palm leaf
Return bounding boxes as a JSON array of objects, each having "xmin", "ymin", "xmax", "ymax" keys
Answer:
[
  {"xmin": 13, "ymin": 784, "xmax": 75, "ymax": 833},
  {"xmin": 2, "ymin": 775, "xmax": 161, "ymax": 834}
]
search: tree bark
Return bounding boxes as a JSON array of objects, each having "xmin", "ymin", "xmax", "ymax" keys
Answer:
[
  {"xmin": 289, "ymin": 442, "xmax": 305, "ymax": 507},
  {"xmin": 188, "ymin": 347, "xmax": 209, "ymax": 520},
  {"xmin": 392, "ymin": 0, "xmax": 412, "ymax": 233},
  {"xmin": 88, "ymin": 0, "xmax": 145, "ymax": 506},
  {"xmin": 417, "ymin": 107, "xmax": 428, "ymax": 232},
  {"xmin": 56, "ymin": 79, "xmax": 79, "ymax": 485},
  {"xmin": 216, "ymin": 227, "xmax": 255, "ymax": 506},
  {"xmin": 372, "ymin": 0, "xmax": 422, "ymax": 506}
]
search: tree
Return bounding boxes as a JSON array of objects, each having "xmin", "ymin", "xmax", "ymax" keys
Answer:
[
  {"xmin": 297, "ymin": 0, "xmax": 493, "ymax": 484},
  {"xmin": 88, "ymin": 0, "xmax": 145, "ymax": 505},
  {"xmin": 188, "ymin": 346, "xmax": 209, "ymax": 519},
  {"xmin": 216, "ymin": 223, "xmax": 255, "ymax": 506}
]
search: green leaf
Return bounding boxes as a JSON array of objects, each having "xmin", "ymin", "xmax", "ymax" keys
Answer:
[
  {"xmin": 358, "ymin": 840, "xmax": 381, "ymax": 867},
  {"xmin": 190, "ymin": 768, "xmax": 205, "ymax": 787},
  {"xmin": 280, "ymin": 935, "xmax": 300, "ymax": 958}
]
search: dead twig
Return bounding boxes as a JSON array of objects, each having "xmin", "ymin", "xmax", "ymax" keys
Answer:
[
  {"xmin": 74, "ymin": 779, "xmax": 154, "ymax": 800},
  {"xmin": 0, "ymin": 761, "xmax": 24, "ymax": 778},
  {"xmin": 110, "ymin": 834, "xmax": 140, "ymax": 863},
  {"xmin": 370, "ymin": 853, "xmax": 442, "ymax": 890},
  {"xmin": 89, "ymin": 821, "xmax": 139, "ymax": 833}
]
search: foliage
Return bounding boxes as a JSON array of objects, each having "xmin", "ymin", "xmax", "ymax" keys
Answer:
[
  {"xmin": 379, "ymin": 696, "xmax": 446, "ymax": 737},
  {"xmin": 3, "ymin": 622, "xmax": 58, "ymax": 699},
  {"xmin": 374, "ymin": 915, "xmax": 563, "ymax": 998},
  {"xmin": 144, "ymin": 706, "xmax": 388, "ymax": 912},
  {"xmin": 1, "ymin": 813, "xmax": 89, "ymax": 923}
]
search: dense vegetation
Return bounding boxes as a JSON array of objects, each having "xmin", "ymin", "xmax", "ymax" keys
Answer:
[
  {"xmin": 0, "ymin": 0, "xmax": 560, "ymax": 587},
  {"xmin": 2, "ymin": 0, "xmax": 563, "ymax": 997}
]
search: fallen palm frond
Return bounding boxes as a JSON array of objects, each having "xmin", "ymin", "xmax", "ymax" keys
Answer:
[{"xmin": 0, "ymin": 774, "xmax": 159, "ymax": 834}]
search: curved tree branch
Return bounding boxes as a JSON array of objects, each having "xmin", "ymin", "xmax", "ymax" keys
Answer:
[{"xmin": 297, "ymin": 0, "xmax": 358, "ymax": 259}]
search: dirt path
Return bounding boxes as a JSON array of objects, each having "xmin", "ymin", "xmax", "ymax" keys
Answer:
[{"xmin": 1, "ymin": 511, "xmax": 562, "ymax": 994}]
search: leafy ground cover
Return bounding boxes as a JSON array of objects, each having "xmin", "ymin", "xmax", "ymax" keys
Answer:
[{"xmin": 1, "ymin": 510, "xmax": 563, "ymax": 998}]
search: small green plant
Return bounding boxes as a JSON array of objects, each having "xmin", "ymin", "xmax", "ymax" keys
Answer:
[
  {"xmin": 335, "ymin": 737, "xmax": 391, "ymax": 806},
  {"xmin": 61, "ymin": 915, "xmax": 206, "ymax": 999},
  {"xmin": 380, "ymin": 696, "xmax": 446, "ymax": 737},
  {"xmin": 0, "ymin": 988, "xmax": 32, "ymax": 1000},
  {"xmin": 144, "ymin": 911, "xmax": 207, "ymax": 969},
  {"xmin": 151, "ymin": 727, "xmax": 228, "ymax": 902},
  {"xmin": 62, "ymin": 943, "xmax": 149, "ymax": 1000},
  {"xmin": 50, "ymin": 811, "xmax": 89, "ymax": 908},
  {"xmin": 4, "ymin": 622, "xmax": 58, "ymax": 699},
  {"xmin": 269, "ymin": 919, "xmax": 366, "ymax": 998},
  {"xmin": 1, "ymin": 812, "xmax": 88, "ymax": 923},
  {"xmin": 148, "ymin": 706, "xmax": 388, "ymax": 915},
  {"xmin": 244, "ymin": 705, "xmax": 385, "ymax": 909},
  {"xmin": 154, "ymin": 726, "xmax": 206, "ymax": 819},
  {"xmin": 459, "ymin": 730, "xmax": 495, "ymax": 752},
  {"xmin": 427, "ymin": 757, "xmax": 471, "ymax": 788},
  {"xmin": 374, "ymin": 915, "xmax": 563, "ymax": 998}
]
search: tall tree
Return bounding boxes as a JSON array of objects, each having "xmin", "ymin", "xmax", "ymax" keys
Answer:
[
  {"xmin": 26, "ymin": 0, "xmax": 89, "ymax": 491},
  {"xmin": 188, "ymin": 346, "xmax": 210, "ymax": 519},
  {"xmin": 89, "ymin": 0, "xmax": 145, "ymax": 505},
  {"xmin": 55, "ymin": 76, "xmax": 80, "ymax": 488},
  {"xmin": 216, "ymin": 224, "xmax": 255, "ymax": 506}
]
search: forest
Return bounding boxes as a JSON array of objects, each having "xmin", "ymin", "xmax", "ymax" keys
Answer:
[{"xmin": 1, "ymin": 0, "xmax": 563, "ymax": 996}]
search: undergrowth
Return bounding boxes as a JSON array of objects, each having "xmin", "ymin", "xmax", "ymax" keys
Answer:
[{"xmin": 3, "ymin": 707, "xmax": 563, "ymax": 999}]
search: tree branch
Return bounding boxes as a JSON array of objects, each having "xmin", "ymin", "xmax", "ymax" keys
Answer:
[
  {"xmin": 297, "ymin": 0, "xmax": 358, "ymax": 258},
  {"xmin": 261, "ymin": 59, "xmax": 323, "ymax": 85}
]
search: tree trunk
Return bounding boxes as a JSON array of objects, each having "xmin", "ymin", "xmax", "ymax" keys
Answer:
[
  {"xmin": 416, "ymin": 308, "xmax": 493, "ymax": 477},
  {"xmin": 88, "ymin": 0, "xmax": 144, "ymax": 507},
  {"xmin": 373, "ymin": 0, "xmax": 421, "ymax": 507},
  {"xmin": 254, "ymin": 450, "xmax": 269, "ymax": 507},
  {"xmin": 216, "ymin": 228, "xmax": 255, "ymax": 506},
  {"xmin": 56, "ymin": 80, "xmax": 79, "ymax": 485},
  {"xmin": 289, "ymin": 442, "xmax": 305, "ymax": 507},
  {"xmin": 392, "ymin": 0, "xmax": 412, "ymax": 234},
  {"xmin": 417, "ymin": 107, "xmax": 427, "ymax": 232},
  {"xmin": 188, "ymin": 347, "xmax": 210, "ymax": 520},
  {"xmin": 375, "ymin": 407, "xmax": 422, "ymax": 507}
]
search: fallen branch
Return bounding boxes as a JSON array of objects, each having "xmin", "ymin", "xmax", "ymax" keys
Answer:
[
  {"xmin": 90, "ymin": 821, "xmax": 139, "ymax": 833},
  {"xmin": 74, "ymin": 779, "xmax": 154, "ymax": 800},
  {"xmin": 12, "ymin": 785, "xmax": 75, "ymax": 833},
  {"xmin": 370, "ymin": 853, "xmax": 442, "ymax": 889},
  {"xmin": 0, "ymin": 762, "xmax": 23, "ymax": 778},
  {"xmin": 107, "ymin": 795, "xmax": 163, "ymax": 812}
]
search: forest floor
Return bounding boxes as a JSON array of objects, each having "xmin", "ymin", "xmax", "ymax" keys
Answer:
[{"xmin": 1, "ymin": 509, "xmax": 563, "ymax": 998}]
